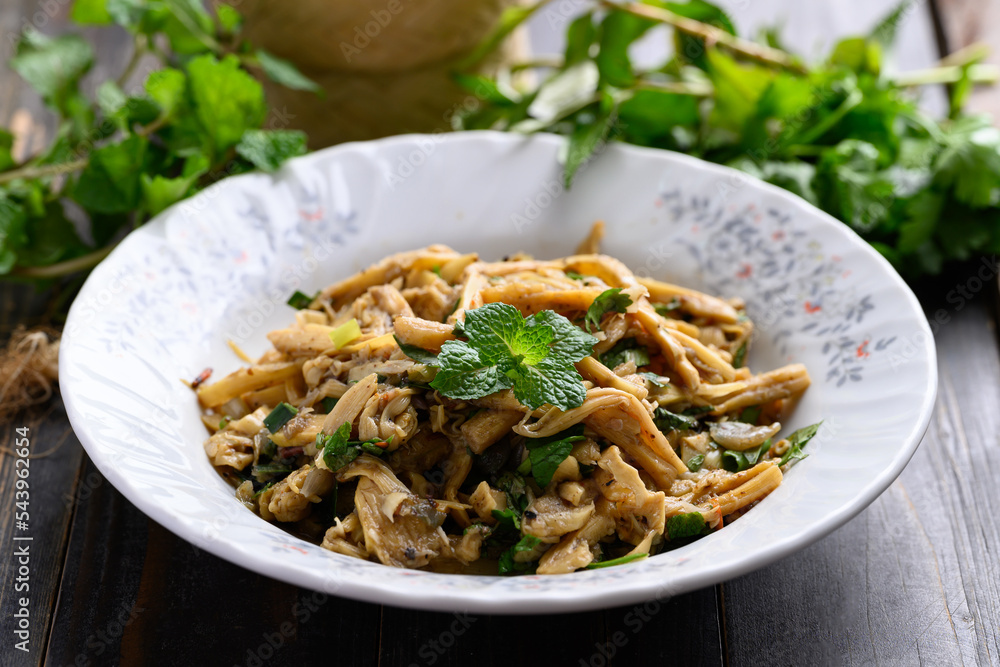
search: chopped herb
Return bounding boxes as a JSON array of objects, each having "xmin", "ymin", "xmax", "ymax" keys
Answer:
[
  {"xmin": 393, "ymin": 336, "xmax": 440, "ymax": 365},
  {"xmin": 666, "ymin": 512, "xmax": 707, "ymax": 540},
  {"xmin": 217, "ymin": 416, "xmax": 231, "ymax": 430},
  {"xmin": 639, "ymin": 372, "xmax": 670, "ymax": 387},
  {"xmin": 491, "ymin": 507, "xmax": 522, "ymax": 532},
  {"xmin": 681, "ymin": 405, "xmax": 714, "ymax": 417},
  {"xmin": 516, "ymin": 456, "xmax": 532, "ymax": 475},
  {"xmin": 318, "ymin": 422, "xmax": 357, "ymax": 471},
  {"xmin": 320, "ymin": 396, "xmax": 339, "ymax": 413},
  {"xmin": 328, "ymin": 319, "xmax": 362, "ymax": 349},
  {"xmin": 601, "ymin": 338, "xmax": 651, "ymax": 369},
  {"xmin": 262, "ymin": 438, "xmax": 277, "ymax": 459},
  {"xmin": 565, "ymin": 270, "xmax": 586, "ymax": 280},
  {"xmin": 524, "ymin": 424, "xmax": 586, "ymax": 487},
  {"xmin": 263, "ymin": 402, "xmax": 298, "ymax": 432},
  {"xmin": 720, "ymin": 438, "xmax": 771, "ymax": 473},
  {"xmin": 251, "ymin": 462, "xmax": 294, "ymax": 480},
  {"xmin": 359, "ymin": 439, "xmax": 388, "ymax": 456},
  {"xmin": 733, "ymin": 341, "xmax": 748, "ymax": 368},
  {"xmin": 498, "ymin": 535, "xmax": 541, "ymax": 575},
  {"xmin": 653, "ymin": 407, "xmax": 700, "ymax": 432},
  {"xmin": 494, "ymin": 470, "xmax": 531, "ymax": 513},
  {"xmin": 286, "ymin": 290, "xmax": 316, "ymax": 309},
  {"xmin": 585, "ymin": 288, "xmax": 632, "ymax": 333},
  {"xmin": 585, "ymin": 552, "xmax": 649, "ymax": 569},
  {"xmin": 252, "ymin": 481, "xmax": 275, "ymax": 499},
  {"xmin": 653, "ymin": 298, "xmax": 682, "ymax": 317},
  {"xmin": 778, "ymin": 422, "xmax": 822, "ymax": 468},
  {"xmin": 686, "ymin": 454, "xmax": 705, "ymax": 472},
  {"xmin": 429, "ymin": 303, "xmax": 598, "ymax": 410},
  {"xmin": 738, "ymin": 405, "xmax": 762, "ymax": 424},
  {"xmin": 432, "ymin": 265, "xmax": 442, "ymax": 276}
]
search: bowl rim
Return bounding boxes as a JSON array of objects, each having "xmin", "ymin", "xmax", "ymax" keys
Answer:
[{"xmin": 61, "ymin": 130, "xmax": 938, "ymax": 613}]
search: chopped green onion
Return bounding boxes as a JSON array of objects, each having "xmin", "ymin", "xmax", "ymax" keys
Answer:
[
  {"xmin": 287, "ymin": 290, "xmax": 316, "ymax": 309},
  {"xmin": 263, "ymin": 402, "xmax": 298, "ymax": 432},
  {"xmin": 329, "ymin": 319, "xmax": 362, "ymax": 349}
]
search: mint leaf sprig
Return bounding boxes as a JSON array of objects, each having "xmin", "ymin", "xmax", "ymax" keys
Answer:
[{"xmin": 398, "ymin": 303, "xmax": 598, "ymax": 411}]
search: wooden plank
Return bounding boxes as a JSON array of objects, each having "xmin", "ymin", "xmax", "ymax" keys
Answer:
[
  {"xmin": 933, "ymin": 0, "xmax": 1000, "ymax": 117},
  {"xmin": 722, "ymin": 277, "xmax": 1000, "ymax": 666},
  {"xmin": 44, "ymin": 458, "xmax": 383, "ymax": 667}
]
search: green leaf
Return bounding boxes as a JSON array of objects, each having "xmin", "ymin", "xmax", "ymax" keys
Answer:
[
  {"xmin": 778, "ymin": 422, "xmax": 822, "ymax": 467},
  {"xmin": 71, "ymin": 0, "xmax": 112, "ymax": 24},
  {"xmin": 215, "ymin": 4, "xmax": 243, "ymax": 34},
  {"xmin": 601, "ymin": 338, "xmax": 651, "ymax": 370},
  {"xmin": 498, "ymin": 535, "xmax": 541, "ymax": 575},
  {"xmin": 870, "ymin": 2, "xmax": 908, "ymax": 47},
  {"xmin": 897, "ymin": 191, "xmax": 944, "ymax": 253},
  {"xmin": 73, "ymin": 135, "xmax": 149, "ymax": 215},
  {"xmin": 393, "ymin": 336, "xmax": 440, "ymax": 366},
  {"xmin": 639, "ymin": 372, "xmax": 669, "ymax": 388},
  {"xmin": 585, "ymin": 552, "xmax": 648, "ymax": 569},
  {"xmin": 565, "ymin": 12, "xmax": 597, "ymax": 66},
  {"xmin": 653, "ymin": 407, "xmax": 700, "ymax": 433},
  {"xmin": 11, "ymin": 32, "xmax": 94, "ymax": 115},
  {"xmin": 668, "ymin": 0, "xmax": 737, "ymax": 71},
  {"xmin": 935, "ymin": 119, "xmax": 1000, "ymax": 208},
  {"xmin": 235, "ymin": 130, "xmax": 308, "ymax": 173},
  {"xmin": 585, "ymin": 287, "xmax": 632, "ymax": 333},
  {"xmin": 263, "ymin": 402, "xmax": 299, "ymax": 432},
  {"xmin": 524, "ymin": 425, "xmax": 585, "ymax": 487},
  {"xmin": 453, "ymin": 73, "xmax": 514, "ymax": 106},
  {"xmin": 686, "ymin": 454, "xmax": 705, "ymax": 472},
  {"xmin": 596, "ymin": 9, "xmax": 654, "ymax": 88},
  {"xmin": 255, "ymin": 49, "xmax": 322, "ymax": 95},
  {"xmin": 565, "ymin": 95, "xmax": 617, "ymax": 188},
  {"xmin": 145, "ymin": 68, "xmax": 187, "ymax": 120},
  {"xmin": 320, "ymin": 422, "xmax": 358, "ymax": 472},
  {"xmin": 430, "ymin": 304, "xmax": 597, "ymax": 410},
  {"xmin": 146, "ymin": 0, "xmax": 216, "ymax": 55},
  {"xmin": 0, "ymin": 130, "xmax": 15, "ymax": 172},
  {"xmin": 732, "ymin": 341, "xmax": 747, "ymax": 368},
  {"xmin": 0, "ymin": 196, "xmax": 29, "ymax": 274},
  {"xmin": 17, "ymin": 201, "xmax": 85, "ymax": 267},
  {"xmin": 106, "ymin": 0, "xmax": 144, "ymax": 27},
  {"xmin": 140, "ymin": 153, "xmax": 208, "ymax": 217},
  {"xmin": 527, "ymin": 62, "xmax": 600, "ymax": 126},
  {"xmin": 456, "ymin": 1, "xmax": 548, "ymax": 71},
  {"xmin": 706, "ymin": 50, "xmax": 775, "ymax": 132},
  {"xmin": 618, "ymin": 90, "xmax": 700, "ymax": 147},
  {"xmin": 666, "ymin": 512, "xmax": 706, "ymax": 539},
  {"xmin": 738, "ymin": 406, "xmax": 762, "ymax": 424},
  {"xmin": 186, "ymin": 54, "xmax": 267, "ymax": 160},
  {"xmin": 829, "ymin": 37, "xmax": 881, "ymax": 75}
]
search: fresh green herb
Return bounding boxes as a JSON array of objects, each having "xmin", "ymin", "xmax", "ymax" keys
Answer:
[
  {"xmin": 565, "ymin": 270, "xmax": 586, "ymax": 280},
  {"xmin": 455, "ymin": 2, "xmax": 1000, "ymax": 277},
  {"xmin": 217, "ymin": 416, "xmax": 231, "ymax": 430},
  {"xmin": 686, "ymin": 454, "xmax": 705, "ymax": 472},
  {"xmin": 778, "ymin": 422, "xmax": 823, "ymax": 467},
  {"xmin": 498, "ymin": 535, "xmax": 541, "ymax": 575},
  {"xmin": 428, "ymin": 303, "xmax": 598, "ymax": 410},
  {"xmin": 491, "ymin": 507, "xmax": 522, "ymax": 532},
  {"xmin": 1, "ymin": 5, "xmax": 318, "ymax": 281},
  {"xmin": 653, "ymin": 298, "xmax": 682, "ymax": 317},
  {"xmin": 286, "ymin": 290, "xmax": 316, "ymax": 309},
  {"xmin": 263, "ymin": 402, "xmax": 298, "ymax": 433},
  {"xmin": 317, "ymin": 421, "xmax": 388, "ymax": 472},
  {"xmin": 251, "ymin": 462, "xmax": 294, "ymax": 480},
  {"xmin": 252, "ymin": 481, "xmax": 275, "ymax": 499},
  {"xmin": 585, "ymin": 552, "xmax": 648, "ymax": 569},
  {"xmin": 262, "ymin": 438, "xmax": 277, "ymax": 460},
  {"xmin": 666, "ymin": 512, "xmax": 708, "ymax": 540},
  {"xmin": 720, "ymin": 439, "xmax": 772, "ymax": 473},
  {"xmin": 585, "ymin": 288, "xmax": 632, "ymax": 333},
  {"xmin": 601, "ymin": 338, "xmax": 651, "ymax": 369},
  {"xmin": 524, "ymin": 424, "xmax": 586, "ymax": 487},
  {"xmin": 682, "ymin": 406, "xmax": 714, "ymax": 417},
  {"xmin": 733, "ymin": 342, "xmax": 748, "ymax": 368},
  {"xmin": 393, "ymin": 336, "xmax": 440, "ymax": 365},
  {"xmin": 431, "ymin": 265, "xmax": 442, "ymax": 276},
  {"xmin": 639, "ymin": 372, "xmax": 670, "ymax": 387},
  {"xmin": 320, "ymin": 396, "xmax": 339, "ymax": 413},
  {"xmin": 653, "ymin": 407, "xmax": 700, "ymax": 432},
  {"xmin": 494, "ymin": 470, "xmax": 531, "ymax": 513},
  {"xmin": 738, "ymin": 406, "xmax": 762, "ymax": 424}
]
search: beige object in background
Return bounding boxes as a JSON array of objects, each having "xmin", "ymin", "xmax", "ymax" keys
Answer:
[{"xmin": 228, "ymin": 0, "xmax": 528, "ymax": 147}]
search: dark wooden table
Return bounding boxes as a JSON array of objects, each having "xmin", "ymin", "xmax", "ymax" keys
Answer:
[{"xmin": 3, "ymin": 2, "xmax": 1000, "ymax": 665}]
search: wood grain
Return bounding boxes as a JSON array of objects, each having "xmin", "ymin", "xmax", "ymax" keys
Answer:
[{"xmin": 722, "ymin": 276, "xmax": 1000, "ymax": 667}]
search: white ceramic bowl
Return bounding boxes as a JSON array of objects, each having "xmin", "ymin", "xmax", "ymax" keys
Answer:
[{"xmin": 61, "ymin": 131, "xmax": 936, "ymax": 613}]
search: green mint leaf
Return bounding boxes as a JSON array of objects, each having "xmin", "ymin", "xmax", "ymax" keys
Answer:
[
  {"xmin": 720, "ymin": 449, "xmax": 747, "ymax": 472},
  {"xmin": 255, "ymin": 49, "xmax": 323, "ymax": 95},
  {"xmin": 320, "ymin": 422, "xmax": 357, "ymax": 472},
  {"xmin": 236, "ymin": 129, "xmax": 308, "ymax": 173},
  {"xmin": 585, "ymin": 552, "xmax": 648, "ymax": 569},
  {"xmin": 72, "ymin": 135, "xmax": 149, "ymax": 214},
  {"xmin": 666, "ymin": 512, "xmax": 707, "ymax": 540},
  {"xmin": 431, "ymin": 304, "xmax": 596, "ymax": 410},
  {"xmin": 565, "ymin": 94, "xmax": 616, "ymax": 188},
  {"xmin": 320, "ymin": 396, "xmax": 339, "ymax": 413},
  {"xmin": 145, "ymin": 68, "xmax": 187, "ymax": 120},
  {"xmin": 524, "ymin": 424, "xmax": 585, "ymax": 487},
  {"xmin": 0, "ymin": 196, "xmax": 28, "ymax": 275},
  {"xmin": 106, "ymin": 0, "xmax": 145, "ymax": 27},
  {"xmin": 494, "ymin": 471, "xmax": 530, "ymax": 513},
  {"xmin": 564, "ymin": 12, "xmax": 597, "ymax": 66},
  {"xmin": 140, "ymin": 154, "xmax": 208, "ymax": 217},
  {"xmin": 186, "ymin": 54, "xmax": 267, "ymax": 160},
  {"xmin": 498, "ymin": 535, "xmax": 541, "ymax": 576},
  {"xmin": 491, "ymin": 508, "xmax": 522, "ymax": 532},
  {"xmin": 215, "ymin": 4, "xmax": 243, "ymax": 34},
  {"xmin": 263, "ymin": 402, "xmax": 299, "ymax": 432},
  {"xmin": 11, "ymin": 32, "xmax": 94, "ymax": 114},
  {"xmin": 778, "ymin": 422, "xmax": 822, "ymax": 468},
  {"xmin": 393, "ymin": 336, "xmax": 440, "ymax": 366},
  {"xmin": 653, "ymin": 407, "xmax": 700, "ymax": 433},
  {"xmin": 584, "ymin": 287, "xmax": 632, "ymax": 333},
  {"xmin": 430, "ymin": 339, "xmax": 512, "ymax": 400},
  {"xmin": 596, "ymin": 9, "xmax": 653, "ymax": 88}
]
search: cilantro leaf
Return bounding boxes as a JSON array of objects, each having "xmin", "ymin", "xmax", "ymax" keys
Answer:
[
  {"xmin": 524, "ymin": 425, "xmax": 586, "ymax": 487},
  {"xmin": 429, "ymin": 304, "xmax": 597, "ymax": 410},
  {"xmin": 666, "ymin": 512, "xmax": 707, "ymax": 540},
  {"xmin": 778, "ymin": 422, "xmax": 822, "ymax": 468},
  {"xmin": 585, "ymin": 287, "xmax": 632, "ymax": 333},
  {"xmin": 235, "ymin": 129, "xmax": 308, "ymax": 173},
  {"xmin": 319, "ymin": 422, "xmax": 357, "ymax": 472}
]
